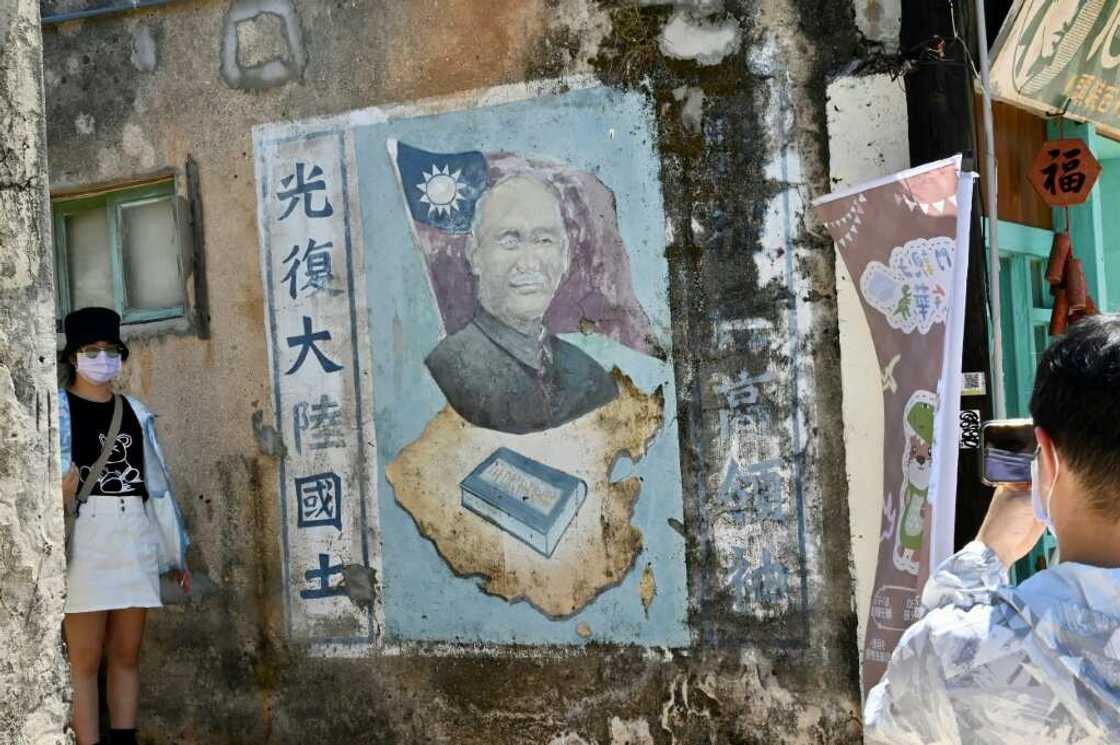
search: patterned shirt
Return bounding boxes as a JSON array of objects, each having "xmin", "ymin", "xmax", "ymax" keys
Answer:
[{"xmin": 865, "ymin": 541, "xmax": 1120, "ymax": 744}]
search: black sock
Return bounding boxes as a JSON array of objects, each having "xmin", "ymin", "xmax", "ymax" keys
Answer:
[{"xmin": 109, "ymin": 729, "xmax": 137, "ymax": 745}]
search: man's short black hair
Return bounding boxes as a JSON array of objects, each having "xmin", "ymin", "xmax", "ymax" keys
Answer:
[{"xmin": 1030, "ymin": 314, "xmax": 1120, "ymax": 520}]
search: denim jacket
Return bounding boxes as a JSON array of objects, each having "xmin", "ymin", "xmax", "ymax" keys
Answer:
[{"xmin": 59, "ymin": 389, "xmax": 190, "ymax": 574}]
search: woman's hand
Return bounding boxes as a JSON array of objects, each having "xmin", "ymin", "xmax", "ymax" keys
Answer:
[
  {"xmin": 173, "ymin": 568, "xmax": 191, "ymax": 595},
  {"xmin": 62, "ymin": 464, "xmax": 79, "ymax": 501}
]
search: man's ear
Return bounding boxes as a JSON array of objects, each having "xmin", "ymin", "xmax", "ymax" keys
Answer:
[{"xmin": 1035, "ymin": 426, "xmax": 1059, "ymax": 485}]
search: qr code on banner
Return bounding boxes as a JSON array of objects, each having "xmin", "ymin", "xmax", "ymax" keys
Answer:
[{"xmin": 960, "ymin": 410, "xmax": 981, "ymax": 450}]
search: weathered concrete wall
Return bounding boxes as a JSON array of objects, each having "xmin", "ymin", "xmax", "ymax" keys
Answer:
[
  {"xmin": 852, "ymin": 0, "xmax": 900, "ymax": 51},
  {"xmin": 825, "ymin": 72, "xmax": 910, "ymax": 683},
  {"xmin": 41, "ymin": 1, "xmax": 865, "ymax": 742},
  {"xmin": 0, "ymin": 1, "xmax": 70, "ymax": 743}
]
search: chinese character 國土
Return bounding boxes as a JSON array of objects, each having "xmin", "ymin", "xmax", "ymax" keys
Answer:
[
  {"xmin": 286, "ymin": 316, "xmax": 344, "ymax": 375},
  {"xmin": 295, "ymin": 471, "xmax": 343, "ymax": 531},
  {"xmin": 299, "ymin": 553, "xmax": 346, "ymax": 599},
  {"xmin": 277, "ymin": 162, "xmax": 335, "ymax": 221},
  {"xmin": 282, "ymin": 238, "xmax": 339, "ymax": 299},
  {"xmin": 294, "ymin": 395, "xmax": 347, "ymax": 453}
]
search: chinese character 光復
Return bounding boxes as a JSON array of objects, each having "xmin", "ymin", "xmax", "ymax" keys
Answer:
[
  {"xmin": 282, "ymin": 238, "xmax": 338, "ymax": 299},
  {"xmin": 299, "ymin": 553, "xmax": 346, "ymax": 599},
  {"xmin": 294, "ymin": 395, "xmax": 347, "ymax": 452},
  {"xmin": 295, "ymin": 471, "xmax": 343, "ymax": 531},
  {"xmin": 277, "ymin": 162, "xmax": 335, "ymax": 221},
  {"xmin": 286, "ymin": 316, "xmax": 344, "ymax": 375}
]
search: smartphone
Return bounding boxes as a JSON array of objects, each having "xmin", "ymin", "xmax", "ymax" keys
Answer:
[{"xmin": 980, "ymin": 418, "xmax": 1037, "ymax": 486}]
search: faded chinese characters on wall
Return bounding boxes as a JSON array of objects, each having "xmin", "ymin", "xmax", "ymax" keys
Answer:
[{"xmin": 255, "ymin": 82, "xmax": 689, "ymax": 648}]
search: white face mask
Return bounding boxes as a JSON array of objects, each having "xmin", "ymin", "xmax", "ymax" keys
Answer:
[
  {"xmin": 76, "ymin": 352, "xmax": 122, "ymax": 384},
  {"xmin": 1030, "ymin": 445, "xmax": 1061, "ymax": 533}
]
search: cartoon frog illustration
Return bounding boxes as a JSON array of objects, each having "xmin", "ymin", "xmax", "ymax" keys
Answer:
[{"xmin": 894, "ymin": 397, "xmax": 935, "ymax": 576}]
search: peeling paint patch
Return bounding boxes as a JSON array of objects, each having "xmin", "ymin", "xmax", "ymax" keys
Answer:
[
  {"xmin": 74, "ymin": 112, "xmax": 94, "ymax": 135},
  {"xmin": 640, "ymin": 563, "xmax": 657, "ymax": 615},
  {"xmin": 671, "ymin": 85, "xmax": 705, "ymax": 134},
  {"xmin": 341, "ymin": 564, "xmax": 378, "ymax": 609},
  {"xmin": 120, "ymin": 121, "xmax": 156, "ymax": 168},
  {"xmin": 658, "ymin": 11, "xmax": 741, "ymax": 65},
  {"xmin": 220, "ymin": 0, "xmax": 306, "ymax": 90},
  {"xmin": 251, "ymin": 408, "xmax": 287, "ymax": 458},
  {"xmin": 610, "ymin": 716, "xmax": 654, "ymax": 745},
  {"xmin": 548, "ymin": 734, "xmax": 595, "ymax": 745},
  {"xmin": 0, "ymin": 239, "xmax": 35, "ymax": 292},
  {"xmin": 386, "ymin": 374, "xmax": 662, "ymax": 618},
  {"xmin": 639, "ymin": 0, "xmax": 723, "ymax": 9},
  {"xmin": 131, "ymin": 24, "xmax": 157, "ymax": 72}
]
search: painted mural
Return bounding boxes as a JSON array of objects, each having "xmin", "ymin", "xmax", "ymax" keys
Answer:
[{"xmin": 256, "ymin": 81, "xmax": 689, "ymax": 648}]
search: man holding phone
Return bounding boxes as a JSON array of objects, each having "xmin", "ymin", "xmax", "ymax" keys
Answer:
[{"xmin": 864, "ymin": 315, "xmax": 1120, "ymax": 743}]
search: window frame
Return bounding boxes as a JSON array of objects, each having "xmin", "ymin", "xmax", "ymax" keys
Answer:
[
  {"xmin": 988, "ymin": 219, "xmax": 1061, "ymax": 583},
  {"xmin": 52, "ymin": 179, "xmax": 185, "ymax": 325}
]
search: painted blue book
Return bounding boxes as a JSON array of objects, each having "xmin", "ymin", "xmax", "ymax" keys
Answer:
[{"xmin": 460, "ymin": 447, "xmax": 587, "ymax": 558}]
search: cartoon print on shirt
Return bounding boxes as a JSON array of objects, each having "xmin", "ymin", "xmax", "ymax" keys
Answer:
[{"xmin": 79, "ymin": 432, "xmax": 143, "ymax": 495}]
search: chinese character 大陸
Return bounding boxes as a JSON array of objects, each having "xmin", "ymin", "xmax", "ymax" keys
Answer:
[
  {"xmin": 299, "ymin": 553, "xmax": 346, "ymax": 599},
  {"xmin": 282, "ymin": 239, "xmax": 338, "ymax": 299},
  {"xmin": 277, "ymin": 162, "xmax": 335, "ymax": 221},
  {"xmin": 295, "ymin": 471, "xmax": 343, "ymax": 531},
  {"xmin": 286, "ymin": 316, "xmax": 344, "ymax": 375},
  {"xmin": 1041, "ymin": 147, "xmax": 1087, "ymax": 196},
  {"xmin": 718, "ymin": 457, "xmax": 786, "ymax": 525},
  {"xmin": 294, "ymin": 394, "xmax": 346, "ymax": 452}
]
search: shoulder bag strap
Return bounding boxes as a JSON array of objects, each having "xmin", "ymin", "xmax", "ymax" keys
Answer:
[{"xmin": 75, "ymin": 394, "xmax": 123, "ymax": 507}]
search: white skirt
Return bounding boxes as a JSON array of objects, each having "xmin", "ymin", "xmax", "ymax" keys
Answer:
[{"xmin": 65, "ymin": 495, "xmax": 163, "ymax": 614}]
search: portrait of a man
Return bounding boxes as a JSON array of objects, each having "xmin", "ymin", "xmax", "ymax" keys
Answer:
[{"xmin": 424, "ymin": 174, "xmax": 618, "ymax": 434}]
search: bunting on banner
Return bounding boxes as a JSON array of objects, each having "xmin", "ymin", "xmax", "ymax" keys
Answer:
[{"xmin": 813, "ymin": 156, "xmax": 976, "ymax": 697}]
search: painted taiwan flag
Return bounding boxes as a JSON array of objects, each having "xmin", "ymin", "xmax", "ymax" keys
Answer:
[
  {"xmin": 390, "ymin": 140, "xmax": 488, "ymax": 234},
  {"xmin": 386, "ymin": 137, "xmax": 657, "ymax": 349}
]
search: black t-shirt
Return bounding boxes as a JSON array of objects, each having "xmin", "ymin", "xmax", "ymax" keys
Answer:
[{"xmin": 68, "ymin": 392, "xmax": 148, "ymax": 500}]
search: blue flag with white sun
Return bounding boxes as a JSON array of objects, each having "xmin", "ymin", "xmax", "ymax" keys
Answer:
[{"xmin": 393, "ymin": 141, "xmax": 489, "ymax": 234}]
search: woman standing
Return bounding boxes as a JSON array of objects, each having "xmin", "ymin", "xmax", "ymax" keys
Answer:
[{"xmin": 59, "ymin": 307, "xmax": 189, "ymax": 745}]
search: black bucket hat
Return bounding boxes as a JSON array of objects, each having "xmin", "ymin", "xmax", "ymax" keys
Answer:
[{"xmin": 60, "ymin": 307, "xmax": 130, "ymax": 362}]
